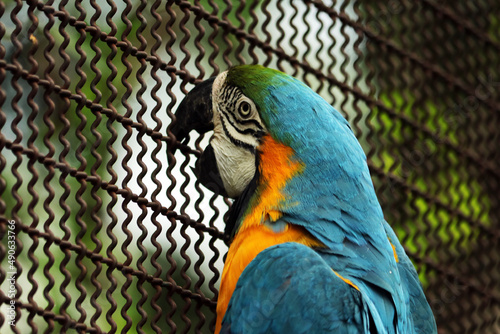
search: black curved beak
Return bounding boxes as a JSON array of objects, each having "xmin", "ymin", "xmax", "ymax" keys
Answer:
[{"xmin": 170, "ymin": 77, "xmax": 228, "ymax": 197}]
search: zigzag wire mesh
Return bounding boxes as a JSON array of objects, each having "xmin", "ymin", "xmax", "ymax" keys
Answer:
[{"xmin": 0, "ymin": 0, "xmax": 499, "ymax": 333}]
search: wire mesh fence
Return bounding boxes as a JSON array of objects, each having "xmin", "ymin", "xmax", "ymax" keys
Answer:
[{"xmin": 0, "ymin": 0, "xmax": 499, "ymax": 333}]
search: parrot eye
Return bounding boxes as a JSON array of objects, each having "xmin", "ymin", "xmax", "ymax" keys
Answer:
[{"xmin": 238, "ymin": 100, "xmax": 252, "ymax": 118}]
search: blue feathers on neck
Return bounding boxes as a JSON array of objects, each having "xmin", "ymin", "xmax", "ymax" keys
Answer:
[
  {"xmin": 264, "ymin": 74, "xmax": 384, "ymax": 240},
  {"xmin": 228, "ymin": 65, "xmax": 385, "ymax": 245}
]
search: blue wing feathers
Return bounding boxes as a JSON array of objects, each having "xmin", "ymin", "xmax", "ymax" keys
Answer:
[
  {"xmin": 221, "ymin": 239, "xmax": 436, "ymax": 333},
  {"xmin": 383, "ymin": 222, "xmax": 438, "ymax": 333},
  {"xmin": 221, "ymin": 243, "xmax": 368, "ymax": 334}
]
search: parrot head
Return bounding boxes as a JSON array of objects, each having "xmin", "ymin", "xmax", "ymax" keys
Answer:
[
  {"xmin": 172, "ymin": 66, "xmax": 271, "ymax": 199},
  {"xmin": 172, "ymin": 65, "xmax": 383, "ymax": 242}
]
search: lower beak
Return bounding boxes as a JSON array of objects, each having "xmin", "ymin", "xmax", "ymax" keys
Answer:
[{"xmin": 194, "ymin": 144, "xmax": 228, "ymax": 198}]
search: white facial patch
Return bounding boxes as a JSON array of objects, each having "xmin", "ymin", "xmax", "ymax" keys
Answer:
[
  {"xmin": 211, "ymin": 135, "xmax": 256, "ymax": 198},
  {"xmin": 208, "ymin": 70, "xmax": 266, "ymax": 198}
]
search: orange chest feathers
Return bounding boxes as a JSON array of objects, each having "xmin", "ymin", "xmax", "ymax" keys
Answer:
[
  {"xmin": 215, "ymin": 225, "xmax": 322, "ymax": 333},
  {"xmin": 215, "ymin": 136, "xmax": 322, "ymax": 333}
]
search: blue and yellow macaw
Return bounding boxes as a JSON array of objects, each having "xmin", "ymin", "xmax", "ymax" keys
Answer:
[{"xmin": 172, "ymin": 65, "xmax": 437, "ymax": 333}]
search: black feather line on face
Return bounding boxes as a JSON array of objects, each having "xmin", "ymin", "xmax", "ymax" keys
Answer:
[
  {"xmin": 219, "ymin": 84, "xmax": 264, "ymax": 131},
  {"xmin": 220, "ymin": 85, "xmax": 239, "ymax": 101},
  {"xmin": 227, "ymin": 108, "xmax": 264, "ymax": 130},
  {"xmin": 221, "ymin": 110, "xmax": 260, "ymax": 136},
  {"xmin": 219, "ymin": 111, "xmax": 256, "ymax": 153}
]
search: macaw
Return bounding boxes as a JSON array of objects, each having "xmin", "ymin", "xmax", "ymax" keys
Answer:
[{"xmin": 171, "ymin": 65, "xmax": 437, "ymax": 334}]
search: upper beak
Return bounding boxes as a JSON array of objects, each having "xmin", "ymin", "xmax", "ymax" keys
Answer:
[
  {"xmin": 169, "ymin": 77, "xmax": 215, "ymax": 146},
  {"xmin": 170, "ymin": 76, "xmax": 229, "ymax": 198}
]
